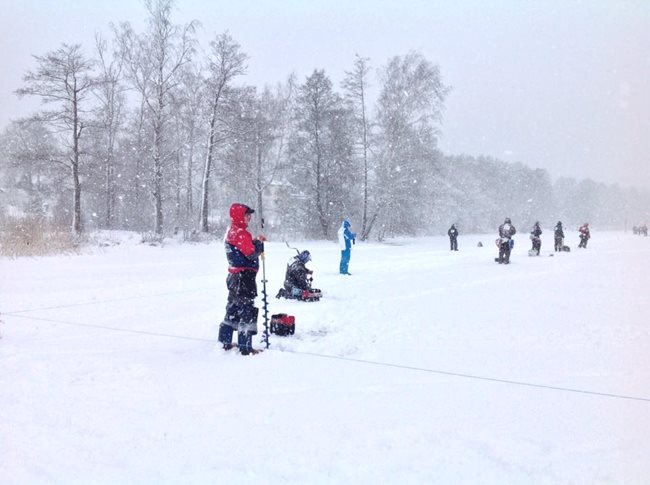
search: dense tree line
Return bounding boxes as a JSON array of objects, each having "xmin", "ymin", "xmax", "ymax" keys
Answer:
[
  {"xmin": 429, "ymin": 155, "xmax": 650, "ymax": 234},
  {"xmin": 0, "ymin": 0, "xmax": 647, "ymax": 241}
]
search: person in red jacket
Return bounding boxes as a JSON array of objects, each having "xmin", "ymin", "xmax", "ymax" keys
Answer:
[{"xmin": 218, "ymin": 203, "xmax": 266, "ymax": 355}]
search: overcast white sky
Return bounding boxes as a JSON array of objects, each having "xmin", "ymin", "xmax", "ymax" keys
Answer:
[{"xmin": 1, "ymin": 0, "xmax": 648, "ymax": 188}]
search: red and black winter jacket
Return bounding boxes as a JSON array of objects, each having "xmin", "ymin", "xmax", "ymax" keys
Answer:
[{"xmin": 225, "ymin": 204, "xmax": 264, "ymax": 273}]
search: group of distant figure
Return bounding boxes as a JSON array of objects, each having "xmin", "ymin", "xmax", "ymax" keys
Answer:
[
  {"xmin": 632, "ymin": 225, "xmax": 648, "ymax": 236},
  {"xmin": 219, "ymin": 198, "xmax": 609, "ymax": 355},
  {"xmin": 447, "ymin": 219, "xmax": 592, "ymax": 264}
]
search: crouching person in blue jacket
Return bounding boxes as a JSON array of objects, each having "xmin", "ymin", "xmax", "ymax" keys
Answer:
[
  {"xmin": 338, "ymin": 219, "xmax": 356, "ymax": 275},
  {"xmin": 218, "ymin": 203, "xmax": 266, "ymax": 355}
]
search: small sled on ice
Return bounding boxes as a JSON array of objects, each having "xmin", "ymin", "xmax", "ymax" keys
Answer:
[{"xmin": 276, "ymin": 286, "xmax": 322, "ymax": 302}]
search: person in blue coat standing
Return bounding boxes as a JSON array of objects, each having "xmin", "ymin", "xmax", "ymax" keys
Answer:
[{"xmin": 338, "ymin": 219, "xmax": 356, "ymax": 275}]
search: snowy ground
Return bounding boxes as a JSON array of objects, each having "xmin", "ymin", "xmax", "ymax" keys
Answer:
[{"xmin": 1, "ymin": 230, "xmax": 649, "ymax": 484}]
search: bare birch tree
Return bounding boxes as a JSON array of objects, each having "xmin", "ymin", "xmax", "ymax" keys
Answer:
[
  {"xmin": 16, "ymin": 43, "xmax": 95, "ymax": 234},
  {"xmin": 199, "ymin": 31, "xmax": 248, "ymax": 233},
  {"xmin": 342, "ymin": 54, "xmax": 372, "ymax": 239},
  {"xmin": 117, "ymin": 0, "xmax": 197, "ymax": 235}
]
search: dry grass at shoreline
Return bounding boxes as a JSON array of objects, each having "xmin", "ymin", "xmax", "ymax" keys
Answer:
[{"xmin": 0, "ymin": 216, "xmax": 80, "ymax": 258}]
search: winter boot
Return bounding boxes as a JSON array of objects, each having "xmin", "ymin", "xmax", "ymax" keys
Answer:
[
  {"xmin": 238, "ymin": 331, "xmax": 251, "ymax": 354},
  {"xmin": 238, "ymin": 331, "xmax": 261, "ymax": 355},
  {"xmin": 241, "ymin": 348, "xmax": 262, "ymax": 356},
  {"xmin": 218, "ymin": 323, "xmax": 234, "ymax": 349}
]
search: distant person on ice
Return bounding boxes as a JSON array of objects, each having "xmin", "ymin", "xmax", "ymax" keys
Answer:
[
  {"xmin": 578, "ymin": 222, "xmax": 591, "ymax": 248},
  {"xmin": 530, "ymin": 221, "xmax": 542, "ymax": 255},
  {"xmin": 496, "ymin": 217, "xmax": 517, "ymax": 264},
  {"xmin": 554, "ymin": 221, "xmax": 565, "ymax": 252},
  {"xmin": 448, "ymin": 224, "xmax": 459, "ymax": 251},
  {"xmin": 277, "ymin": 250, "xmax": 321, "ymax": 301},
  {"xmin": 283, "ymin": 250, "xmax": 313, "ymax": 297},
  {"xmin": 218, "ymin": 203, "xmax": 266, "ymax": 356},
  {"xmin": 338, "ymin": 219, "xmax": 356, "ymax": 275}
]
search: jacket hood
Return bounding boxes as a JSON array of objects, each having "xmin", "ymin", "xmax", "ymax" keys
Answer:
[
  {"xmin": 342, "ymin": 220, "xmax": 350, "ymax": 229},
  {"xmin": 297, "ymin": 250, "xmax": 311, "ymax": 263},
  {"xmin": 230, "ymin": 203, "xmax": 253, "ymax": 227}
]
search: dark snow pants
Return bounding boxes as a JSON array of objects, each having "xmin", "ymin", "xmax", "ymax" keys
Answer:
[
  {"xmin": 498, "ymin": 240, "xmax": 512, "ymax": 264},
  {"xmin": 218, "ymin": 270, "xmax": 259, "ymax": 351},
  {"xmin": 450, "ymin": 236, "xmax": 458, "ymax": 251},
  {"xmin": 532, "ymin": 238, "xmax": 541, "ymax": 253}
]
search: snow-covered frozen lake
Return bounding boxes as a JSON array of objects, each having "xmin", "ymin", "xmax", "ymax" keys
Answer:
[{"xmin": 1, "ymin": 230, "xmax": 649, "ymax": 484}]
